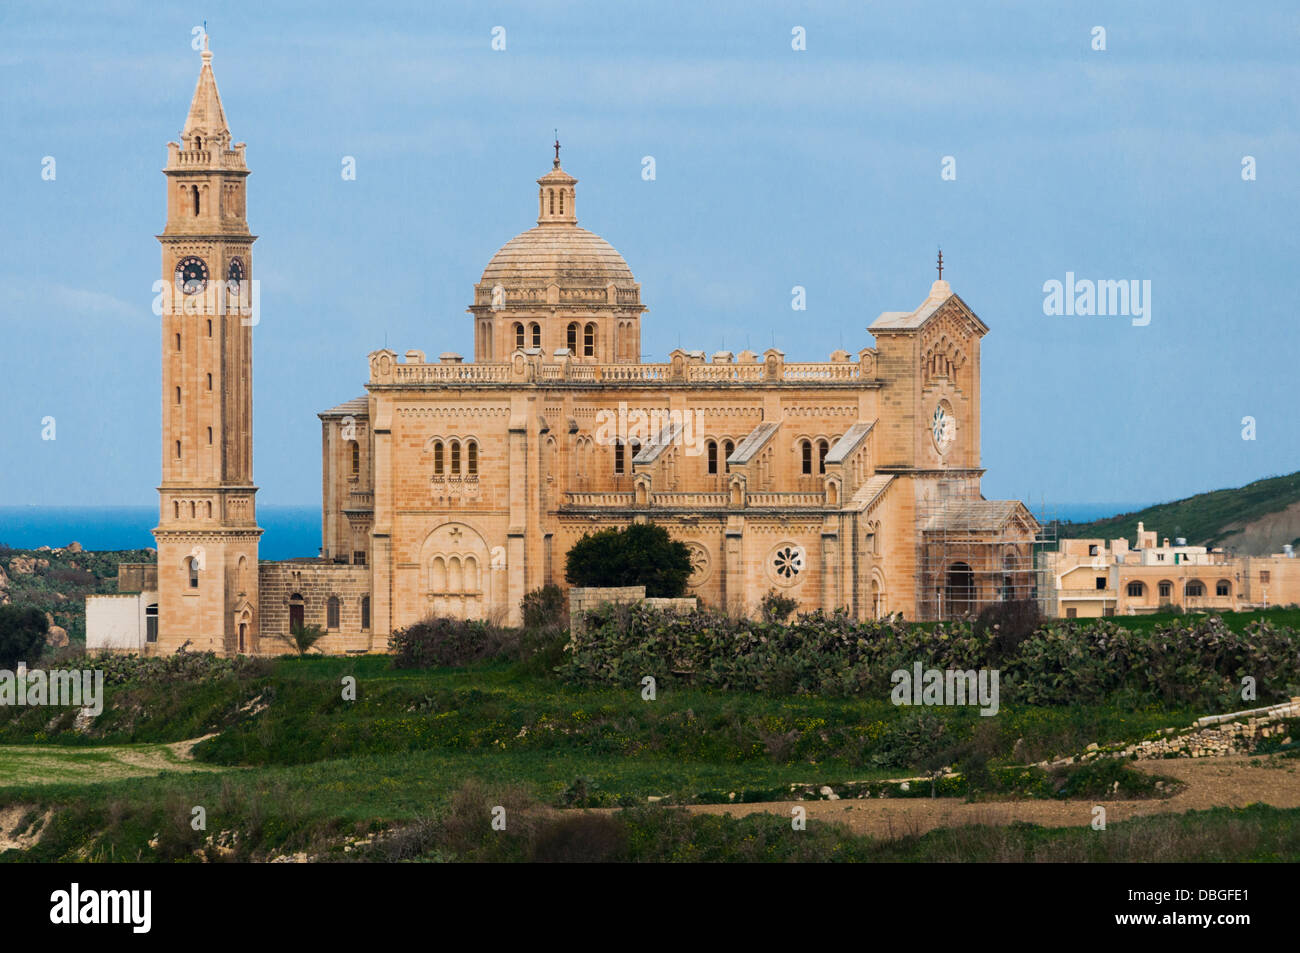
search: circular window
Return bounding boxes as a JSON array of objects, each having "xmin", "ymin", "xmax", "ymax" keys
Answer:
[
  {"xmin": 931, "ymin": 400, "xmax": 957, "ymax": 454},
  {"xmin": 769, "ymin": 544, "xmax": 806, "ymax": 586}
]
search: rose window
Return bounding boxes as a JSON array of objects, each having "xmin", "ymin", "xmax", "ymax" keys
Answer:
[{"xmin": 772, "ymin": 545, "xmax": 805, "ymax": 581}]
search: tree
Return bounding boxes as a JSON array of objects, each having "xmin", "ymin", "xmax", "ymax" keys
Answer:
[
  {"xmin": 280, "ymin": 622, "xmax": 327, "ymax": 657},
  {"xmin": 564, "ymin": 523, "xmax": 693, "ymax": 597},
  {"xmin": 0, "ymin": 606, "xmax": 49, "ymax": 669}
]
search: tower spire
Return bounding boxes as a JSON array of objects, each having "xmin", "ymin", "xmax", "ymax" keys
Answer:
[{"xmin": 182, "ymin": 34, "xmax": 230, "ymax": 151}]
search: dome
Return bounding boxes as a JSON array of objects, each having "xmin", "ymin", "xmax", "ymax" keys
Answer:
[{"xmin": 479, "ymin": 225, "xmax": 635, "ymax": 287}]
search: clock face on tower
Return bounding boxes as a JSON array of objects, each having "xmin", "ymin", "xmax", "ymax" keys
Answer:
[
  {"xmin": 226, "ymin": 257, "xmax": 244, "ymax": 294},
  {"xmin": 175, "ymin": 256, "xmax": 208, "ymax": 295},
  {"xmin": 931, "ymin": 401, "xmax": 957, "ymax": 454}
]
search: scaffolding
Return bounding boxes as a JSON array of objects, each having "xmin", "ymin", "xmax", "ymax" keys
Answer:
[{"xmin": 914, "ymin": 482, "xmax": 1058, "ymax": 621}]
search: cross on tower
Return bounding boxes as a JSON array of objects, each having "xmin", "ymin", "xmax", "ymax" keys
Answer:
[
  {"xmin": 937, "ymin": 249, "xmax": 944, "ymax": 281},
  {"xmin": 553, "ymin": 130, "xmax": 561, "ymax": 166}
]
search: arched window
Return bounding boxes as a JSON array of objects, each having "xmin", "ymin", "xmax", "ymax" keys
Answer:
[
  {"xmin": 1158, "ymin": 580, "xmax": 1172, "ymax": 599},
  {"xmin": 175, "ymin": 332, "xmax": 181, "ymax": 351},
  {"xmin": 1185, "ymin": 580, "xmax": 1205, "ymax": 598},
  {"xmin": 723, "ymin": 440, "xmax": 734, "ymax": 473},
  {"xmin": 818, "ymin": 439, "xmax": 829, "ymax": 474},
  {"xmin": 549, "ymin": 189, "xmax": 555, "ymax": 214},
  {"xmin": 207, "ymin": 427, "xmax": 213, "ymax": 445},
  {"xmin": 206, "ymin": 319, "xmax": 212, "ymax": 337},
  {"xmin": 450, "ymin": 439, "xmax": 461, "ymax": 474},
  {"xmin": 433, "ymin": 440, "xmax": 444, "ymax": 475},
  {"xmin": 584, "ymin": 323, "xmax": 595, "ymax": 357},
  {"xmin": 175, "ymin": 440, "xmax": 182, "ymax": 460},
  {"xmin": 514, "ymin": 323, "xmax": 525, "ymax": 349},
  {"xmin": 207, "ymin": 373, "xmax": 212, "ymax": 390},
  {"xmin": 1126, "ymin": 581, "xmax": 1145, "ymax": 597},
  {"xmin": 567, "ymin": 322, "xmax": 578, "ymax": 351},
  {"xmin": 175, "ymin": 386, "xmax": 181, "ymax": 404},
  {"xmin": 361, "ymin": 595, "xmax": 370, "ymax": 631},
  {"xmin": 326, "ymin": 596, "xmax": 340, "ymax": 630},
  {"xmin": 349, "ymin": 441, "xmax": 360, "ymax": 478},
  {"xmin": 558, "ymin": 189, "xmax": 565, "ymax": 215},
  {"xmin": 194, "ymin": 136, "xmax": 202, "ymax": 151},
  {"xmin": 187, "ymin": 556, "xmax": 199, "ymax": 588},
  {"xmin": 174, "ymin": 501, "xmax": 180, "ymax": 518},
  {"xmin": 289, "ymin": 593, "xmax": 305, "ymax": 631},
  {"xmin": 801, "ymin": 439, "xmax": 813, "ymax": 475},
  {"xmin": 1216, "ymin": 579, "xmax": 1231, "ymax": 597},
  {"xmin": 707, "ymin": 440, "xmax": 718, "ymax": 475},
  {"xmin": 192, "ymin": 185, "xmax": 200, "ymax": 216},
  {"xmin": 146, "ymin": 604, "xmax": 158, "ymax": 643},
  {"xmin": 530, "ymin": 322, "xmax": 541, "ymax": 348},
  {"xmin": 205, "ymin": 501, "xmax": 212, "ymax": 517},
  {"xmin": 466, "ymin": 440, "xmax": 478, "ymax": 476},
  {"xmin": 190, "ymin": 502, "xmax": 196, "ymax": 518},
  {"xmin": 614, "ymin": 441, "xmax": 625, "ymax": 475}
]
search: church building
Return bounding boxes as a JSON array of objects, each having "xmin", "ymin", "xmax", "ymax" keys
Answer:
[{"xmin": 87, "ymin": 43, "xmax": 1041, "ymax": 656}]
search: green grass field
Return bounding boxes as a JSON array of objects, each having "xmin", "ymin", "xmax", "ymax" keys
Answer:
[{"xmin": 1, "ymin": 605, "xmax": 1296, "ymax": 862}]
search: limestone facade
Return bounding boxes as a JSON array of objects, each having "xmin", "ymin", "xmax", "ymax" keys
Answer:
[{"xmin": 94, "ymin": 43, "xmax": 1041, "ymax": 657}]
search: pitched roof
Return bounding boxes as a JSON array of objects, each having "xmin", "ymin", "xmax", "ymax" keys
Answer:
[
  {"xmin": 849, "ymin": 474, "xmax": 894, "ymax": 513},
  {"xmin": 824, "ymin": 421, "xmax": 875, "ymax": 464},
  {"xmin": 869, "ymin": 280, "xmax": 988, "ymax": 335},
  {"xmin": 924, "ymin": 500, "xmax": 1038, "ymax": 533},
  {"xmin": 319, "ymin": 396, "xmax": 368, "ymax": 418},
  {"xmin": 632, "ymin": 420, "xmax": 683, "ymax": 465},
  {"xmin": 728, "ymin": 421, "xmax": 780, "ymax": 466}
]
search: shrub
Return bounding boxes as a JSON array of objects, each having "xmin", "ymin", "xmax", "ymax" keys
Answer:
[
  {"xmin": 564, "ymin": 523, "xmax": 693, "ymax": 597},
  {"xmin": 388, "ymin": 616, "xmax": 520, "ymax": 669},
  {"xmin": 974, "ymin": 599, "xmax": 1041, "ymax": 662},
  {"xmin": 560, "ymin": 605, "xmax": 1300, "ymax": 708},
  {"xmin": 521, "ymin": 584, "xmax": 567, "ymax": 630},
  {"xmin": 758, "ymin": 589, "xmax": 798, "ymax": 624},
  {"xmin": 0, "ymin": 606, "xmax": 49, "ymax": 668},
  {"xmin": 530, "ymin": 813, "xmax": 629, "ymax": 863}
]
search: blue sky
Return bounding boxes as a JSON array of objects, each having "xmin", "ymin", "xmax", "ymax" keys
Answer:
[{"xmin": 1, "ymin": 1, "xmax": 1297, "ymax": 509}]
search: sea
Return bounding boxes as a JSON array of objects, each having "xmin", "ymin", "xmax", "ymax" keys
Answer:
[{"xmin": 0, "ymin": 501, "xmax": 1149, "ymax": 559}]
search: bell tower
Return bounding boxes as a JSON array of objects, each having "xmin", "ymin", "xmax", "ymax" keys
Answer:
[{"xmin": 154, "ymin": 36, "xmax": 261, "ymax": 655}]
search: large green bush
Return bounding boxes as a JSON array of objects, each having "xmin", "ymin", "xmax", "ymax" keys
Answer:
[
  {"xmin": 564, "ymin": 523, "xmax": 692, "ymax": 597},
  {"xmin": 561, "ymin": 605, "xmax": 1300, "ymax": 709}
]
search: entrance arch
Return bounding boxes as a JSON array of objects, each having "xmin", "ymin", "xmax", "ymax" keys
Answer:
[{"xmin": 944, "ymin": 561, "xmax": 976, "ymax": 617}]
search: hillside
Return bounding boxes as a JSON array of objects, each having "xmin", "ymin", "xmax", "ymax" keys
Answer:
[
  {"xmin": 1060, "ymin": 471, "xmax": 1300, "ymax": 554},
  {"xmin": 0, "ymin": 544, "xmax": 153, "ymax": 644}
]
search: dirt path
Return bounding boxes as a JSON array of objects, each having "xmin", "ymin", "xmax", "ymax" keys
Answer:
[
  {"xmin": 0, "ymin": 735, "xmax": 223, "ymax": 788},
  {"xmin": 669, "ymin": 755, "xmax": 1300, "ymax": 838}
]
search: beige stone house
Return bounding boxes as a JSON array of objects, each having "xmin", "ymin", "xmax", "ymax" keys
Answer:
[
  {"xmin": 88, "ymin": 43, "xmax": 1041, "ymax": 656},
  {"xmin": 1045, "ymin": 522, "xmax": 1300, "ymax": 618}
]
